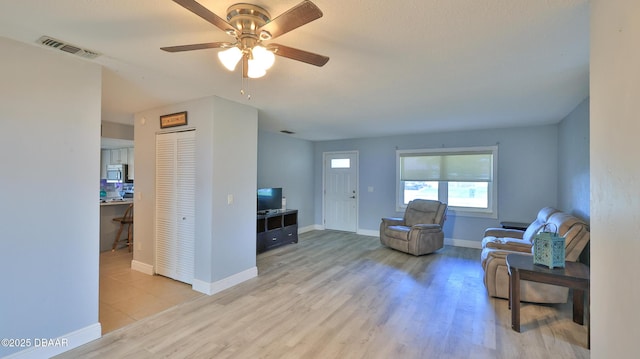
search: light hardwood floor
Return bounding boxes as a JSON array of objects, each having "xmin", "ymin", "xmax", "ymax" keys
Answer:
[
  {"xmin": 99, "ymin": 249, "xmax": 203, "ymax": 333},
  {"xmin": 60, "ymin": 231, "xmax": 589, "ymax": 358}
]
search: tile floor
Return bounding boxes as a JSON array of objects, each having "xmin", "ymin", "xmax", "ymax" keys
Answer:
[{"xmin": 99, "ymin": 249, "xmax": 203, "ymax": 334}]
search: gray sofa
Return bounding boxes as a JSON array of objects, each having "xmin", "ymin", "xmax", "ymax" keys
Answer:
[
  {"xmin": 480, "ymin": 207, "xmax": 590, "ymax": 303},
  {"xmin": 380, "ymin": 199, "xmax": 447, "ymax": 256}
]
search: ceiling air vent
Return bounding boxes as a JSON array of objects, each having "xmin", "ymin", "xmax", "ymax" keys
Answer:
[{"xmin": 36, "ymin": 36, "xmax": 101, "ymax": 59}]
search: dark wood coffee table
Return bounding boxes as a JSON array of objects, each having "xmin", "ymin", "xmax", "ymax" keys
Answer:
[
  {"xmin": 506, "ymin": 253, "xmax": 590, "ymax": 348},
  {"xmin": 500, "ymin": 221, "xmax": 529, "ymax": 231}
]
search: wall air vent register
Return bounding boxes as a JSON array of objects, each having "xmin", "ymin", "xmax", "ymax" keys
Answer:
[{"xmin": 36, "ymin": 36, "xmax": 102, "ymax": 59}]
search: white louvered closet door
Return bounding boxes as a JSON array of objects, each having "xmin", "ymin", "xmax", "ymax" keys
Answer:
[{"xmin": 155, "ymin": 130, "xmax": 195, "ymax": 284}]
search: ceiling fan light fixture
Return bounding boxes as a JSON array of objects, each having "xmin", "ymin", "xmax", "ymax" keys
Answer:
[
  {"xmin": 247, "ymin": 58, "xmax": 267, "ymax": 78},
  {"xmin": 163, "ymin": 0, "xmax": 329, "ymax": 83},
  {"xmin": 218, "ymin": 46, "xmax": 242, "ymax": 71},
  {"xmin": 251, "ymin": 46, "xmax": 275, "ymax": 70},
  {"xmin": 259, "ymin": 30, "xmax": 272, "ymax": 41}
]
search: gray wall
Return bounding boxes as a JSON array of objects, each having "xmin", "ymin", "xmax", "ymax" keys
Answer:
[
  {"xmin": 255, "ymin": 99, "xmax": 590, "ymax": 249},
  {"xmin": 211, "ymin": 98, "xmax": 258, "ymax": 281},
  {"xmin": 0, "ymin": 37, "xmax": 101, "ymax": 357},
  {"xmin": 558, "ymin": 97, "xmax": 590, "ymax": 220},
  {"xmin": 257, "ymin": 131, "xmax": 315, "ymax": 228},
  {"xmin": 313, "ymin": 125, "xmax": 560, "ymax": 243},
  {"xmin": 591, "ymin": 1, "xmax": 640, "ymax": 355},
  {"xmin": 101, "ymin": 121, "xmax": 134, "ymax": 140},
  {"xmin": 134, "ymin": 96, "xmax": 258, "ymax": 287}
]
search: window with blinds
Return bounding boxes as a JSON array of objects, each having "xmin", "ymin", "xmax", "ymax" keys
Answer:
[{"xmin": 396, "ymin": 146, "xmax": 498, "ymax": 217}]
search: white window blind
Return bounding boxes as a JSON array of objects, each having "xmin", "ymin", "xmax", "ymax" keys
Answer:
[{"xmin": 399, "ymin": 152, "xmax": 493, "ymax": 182}]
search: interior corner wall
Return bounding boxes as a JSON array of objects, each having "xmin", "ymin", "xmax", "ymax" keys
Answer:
[
  {"xmin": 591, "ymin": 1, "xmax": 640, "ymax": 356},
  {"xmin": 0, "ymin": 37, "xmax": 101, "ymax": 357},
  {"xmin": 557, "ymin": 97, "xmax": 590, "ymax": 221},
  {"xmin": 134, "ymin": 95, "xmax": 257, "ymax": 287},
  {"xmin": 257, "ymin": 131, "xmax": 315, "ymax": 228}
]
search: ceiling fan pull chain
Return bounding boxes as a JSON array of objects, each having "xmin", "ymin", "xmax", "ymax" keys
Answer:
[{"xmin": 239, "ymin": 66, "xmax": 251, "ymax": 100}]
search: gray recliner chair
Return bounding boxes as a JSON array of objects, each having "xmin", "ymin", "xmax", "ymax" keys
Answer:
[{"xmin": 380, "ymin": 199, "xmax": 447, "ymax": 256}]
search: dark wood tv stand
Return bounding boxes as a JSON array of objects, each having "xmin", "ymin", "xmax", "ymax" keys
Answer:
[{"xmin": 257, "ymin": 209, "xmax": 298, "ymax": 253}]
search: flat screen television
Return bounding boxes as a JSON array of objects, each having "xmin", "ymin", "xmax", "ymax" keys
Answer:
[{"xmin": 257, "ymin": 187, "xmax": 282, "ymax": 213}]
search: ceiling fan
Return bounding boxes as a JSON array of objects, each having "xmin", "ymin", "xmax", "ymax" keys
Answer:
[{"xmin": 161, "ymin": 0, "xmax": 330, "ymax": 79}]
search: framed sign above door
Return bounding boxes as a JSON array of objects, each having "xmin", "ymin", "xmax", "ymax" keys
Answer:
[{"xmin": 160, "ymin": 111, "xmax": 187, "ymax": 129}]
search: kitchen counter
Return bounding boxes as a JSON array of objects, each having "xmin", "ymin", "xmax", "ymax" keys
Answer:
[
  {"xmin": 100, "ymin": 199, "xmax": 133, "ymax": 251},
  {"xmin": 100, "ymin": 199, "xmax": 133, "ymax": 206}
]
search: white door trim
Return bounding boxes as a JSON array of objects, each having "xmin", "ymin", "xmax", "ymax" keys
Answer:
[{"xmin": 322, "ymin": 151, "xmax": 359, "ymax": 232}]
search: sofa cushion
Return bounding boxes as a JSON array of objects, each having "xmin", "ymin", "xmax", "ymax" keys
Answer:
[
  {"xmin": 482, "ymin": 236, "xmax": 533, "ymax": 252},
  {"xmin": 521, "ymin": 222, "xmax": 546, "ymax": 243},
  {"xmin": 521, "ymin": 207, "xmax": 559, "ymax": 243},
  {"xmin": 405, "ymin": 209, "xmax": 436, "ymax": 227},
  {"xmin": 404, "ymin": 200, "xmax": 442, "ymax": 227},
  {"xmin": 385, "ymin": 225, "xmax": 410, "ymax": 241},
  {"xmin": 533, "ymin": 212, "xmax": 590, "ymax": 261}
]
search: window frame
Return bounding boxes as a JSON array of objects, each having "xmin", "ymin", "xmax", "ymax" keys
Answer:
[
  {"xmin": 395, "ymin": 146, "xmax": 498, "ymax": 218},
  {"xmin": 330, "ymin": 158, "xmax": 351, "ymax": 169}
]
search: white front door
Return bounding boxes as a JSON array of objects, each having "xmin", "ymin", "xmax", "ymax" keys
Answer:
[{"xmin": 324, "ymin": 151, "xmax": 358, "ymax": 232}]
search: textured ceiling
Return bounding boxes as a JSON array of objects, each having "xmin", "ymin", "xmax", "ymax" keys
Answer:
[{"xmin": 0, "ymin": 0, "xmax": 589, "ymax": 141}]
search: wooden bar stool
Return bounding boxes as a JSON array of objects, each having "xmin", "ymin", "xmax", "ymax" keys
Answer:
[{"xmin": 111, "ymin": 204, "xmax": 134, "ymax": 252}]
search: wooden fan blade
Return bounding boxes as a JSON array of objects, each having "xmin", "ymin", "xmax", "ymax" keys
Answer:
[
  {"xmin": 172, "ymin": 0, "xmax": 235, "ymax": 34},
  {"xmin": 259, "ymin": 1, "xmax": 323, "ymax": 40},
  {"xmin": 269, "ymin": 44, "xmax": 329, "ymax": 67},
  {"xmin": 161, "ymin": 42, "xmax": 232, "ymax": 52}
]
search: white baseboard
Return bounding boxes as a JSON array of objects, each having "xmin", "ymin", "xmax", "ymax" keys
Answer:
[
  {"xmin": 444, "ymin": 237, "xmax": 482, "ymax": 249},
  {"xmin": 357, "ymin": 229, "xmax": 379, "ymax": 237},
  {"xmin": 131, "ymin": 259, "xmax": 154, "ymax": 275},
  {"xmin": 192, "ymin": 266, "xmax": 258, "ymax": 296},
  {"xmin": 313, "ymin": 225, "xmax": 482, "ymax": 249},
  {"xmin": 298, "ymin": 224, "xmax": 317, "ymax": 234},
  {"xmin": 300, "ymin": 227, "xmax": 377, "ymax": 237},
  {"xmin": 4, "ymin": 323, "xmax": 101, "ymax": 359}
]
